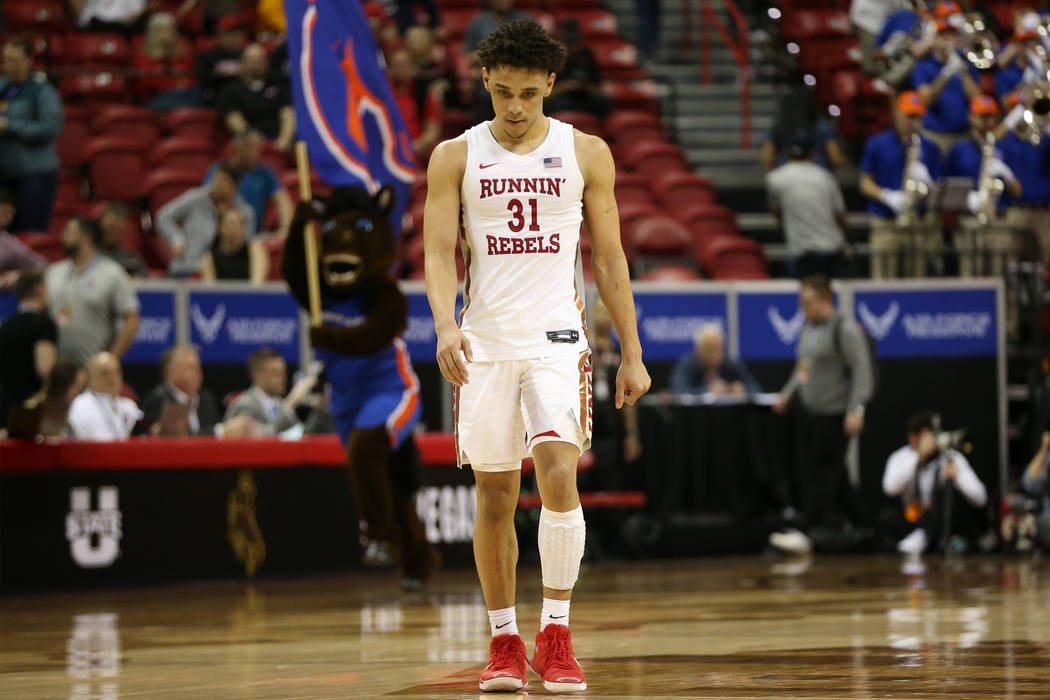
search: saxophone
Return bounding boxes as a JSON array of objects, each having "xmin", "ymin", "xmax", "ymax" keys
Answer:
[
  {"xmin": 975, "ymin": 131, "xmax": 1004, "ymax": 225},
  {"xmin": 896, "ymin": 134, "xmax": 928, "ymax": 227}
]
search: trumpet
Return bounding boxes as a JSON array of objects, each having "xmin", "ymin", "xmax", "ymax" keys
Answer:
[{"xmin": 959, "ymin": 13, "xmax": 999, "ymax": 70}]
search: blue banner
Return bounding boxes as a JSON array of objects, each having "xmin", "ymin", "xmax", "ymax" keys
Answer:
[
  {"xmin": 853, "ymin": 288, "xmax": 997, "ymax": 358},
  {"xmin": 125, "ymin": 290, "xmax": 175, "ymax": 364},
  {"xmin": 188, "ymin": 290, "xmax": 301, "ymax": 363},
  {"xmin": 403, "ymin": 292, "xmax": 464, "ymax": 364},
  {"xmin": 738, "ymin": 291, "xmax": 804, "ymax": 361},
  {"xmin": 284, "ymin": 0, "xmax": 414, "ymax": 233},
  {"xmin": 634, "ymin": 292, "xmax": 728, "ymax": 361}
]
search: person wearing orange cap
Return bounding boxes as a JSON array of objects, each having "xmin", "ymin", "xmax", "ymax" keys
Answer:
[
  {"xmin": 946, "ymin": 95, "xmax": 1022, "ymax": 276},
  {"xmin": 859, "ymin": 90, "xmax": 943, "ymax": 278},
  {"xmin": 995, "ymin": 17, "xmax": 1047, "ymax": 107},
  {"xmin": 910, "ymin": 10, "xmax": 982, "ymax": 154}
]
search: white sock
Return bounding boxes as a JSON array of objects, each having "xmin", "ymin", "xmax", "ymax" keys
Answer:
[
  {"xmin": 488, "ymin": 606, "xmax": 518, "ymax": 637},
  {"xmin": 540, "ymin": 597, "xmax": 570, "ymax": 631}
]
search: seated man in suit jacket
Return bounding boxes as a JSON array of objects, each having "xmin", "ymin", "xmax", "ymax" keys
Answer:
[
  {"xmin": 143, "ymin": 344, "xmax": 256, "ymax": 437},
  {"xmin": 224, "ymin": 347, "xmax": 316, "ymax": 435}
]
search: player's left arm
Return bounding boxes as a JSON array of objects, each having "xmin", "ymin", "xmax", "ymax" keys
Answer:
[{"xmin": 578, "ymin": 131, "xmax": 651, "ymax": 409}]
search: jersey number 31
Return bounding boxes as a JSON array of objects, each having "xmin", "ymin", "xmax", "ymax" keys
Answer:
[{"xmin": 507, "ymin": 198, "xmax": 540, "ymax": 233}]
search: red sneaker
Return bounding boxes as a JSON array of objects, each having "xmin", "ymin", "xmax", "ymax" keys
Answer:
[
  {"xmin": 479, "ymin": 634, "xmax": 528, "ymax": 692},
  {"xmin": 530, "ymin": 624, "xmax": 587, "ymax": 692}
]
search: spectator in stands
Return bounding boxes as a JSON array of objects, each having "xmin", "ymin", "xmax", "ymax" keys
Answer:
[
  {"xmin": 206, "ymin": 129, "xmax": 292, "ymax": 237},
  {"xmin": 224, "ymin": 347, "xmax": 317, "ymax": 435},
  {"xmin": 7, "ymin": 359, "xmax": 86, "ymax": 439},
  {"xmin": 858, "ymin": 91, "xmax": 941, "ymax": 278},
  {"xmin": 0, "ymin": 270, "xmax": 57, "ymax": 427},
  {"xmin": 200, "ymin": 209, "xmax": 268, "ymax": 283},
  {"xmin": 68, "ymin": 352, "xmax": 142, "ymax": 440},
  {"xmin": 0, "ymin": 187, "xmax": 46, "ymax": 287},
  {"xmin": 134, "ymin": 12, "xmax": 199, "ymax": 111},
  {"xmin": 770, "ymin": 276, "xmax": 872, "ymax": 554},
  {"xmin": 217, "ymin": 44, "xmax": 295, "ymax": 152},
  {"xmin": 389, "ymin": 0, "xmax": 442, "ymax": 35},
  {"xmin": 70, "ymin": 0, "xmax": 146, "ymax": 34},
  {"xmin": 762, "ymin": 78, "xmax": 846, "ymax": 172},
  {"xmin": 405, "ymin": 26, "xmax": 458, "ymax": 108},
  {"xmin": 143, "ymin": 344, "xmax": 257, "ymax": 437},
  {"xmin": 588, "ymin": 299, "xmax": 640, "ymax": 490},
  {"xmin": 546, "ymin": 18, "xmax": 611, "ymax": 118},
  {"xmin": 465, "ymin": 0, "xmax": 532, "ymax": 120},
  {"xmin": 670, "ymin": 324, "xmax": 760, "ymax": 397},
  {"xmin": 945, "ymin": 96, "xmax": 1022, "ymax": 277},
  {"xmin": 634, "ymin": 0, "xmax": 662, "ymax": 62},
  {"xmin": 767, "ymin": 131, "xmax": 848, "ymax": 278},
  {"xmin": 1020, "ymin": 430, "xmax": 1050, "ymax": 548},
  {"xmin": 46, "ymin": 216, "xmax": 140, "ymax": 366},
  {"xmin": 196, "ymin": 14, "xmax": 248, "ymax": 106},
  {"xmin": 364, "ymin": 2, "xmax": 401, "ymax": 51},
  {"xmin": 387, "ymin": 47, "xmax": 443, "ymax": 159},
  {"xmin": 881, "ymin": 411, "xmax": 987, "ymax": 554},
  {"xmin": 850, "ymin": 0, "xmax": 896, "ymax": 73},
  {"xmin": 0, "ymin": 37, "xmax": 63, "ymax": 234},
  {"xmin": 156, "ymin": 163, "xmax": 256, "ymax": 277},
  {"xmin": 97, "ymin": 203, "xmax": 147, "ymax": 277},
  {"xmin": 911, "ymin": 13, "xmax": 982, "ymax": 154}
]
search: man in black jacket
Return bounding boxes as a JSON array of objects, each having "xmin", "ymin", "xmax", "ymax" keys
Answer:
[{"xmin": 142, "ymin": 344, "xmax": 256, "ymax": 436}]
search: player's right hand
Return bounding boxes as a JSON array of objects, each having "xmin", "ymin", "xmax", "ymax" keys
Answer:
[{"xmin": 436, "ymin": 324, "xmax": 472, "ymax": 387}]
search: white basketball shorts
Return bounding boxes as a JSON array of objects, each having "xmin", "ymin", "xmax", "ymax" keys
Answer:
[{"xmin": 454, "ymin": 350, "xmax": 592, "ymax": 472}]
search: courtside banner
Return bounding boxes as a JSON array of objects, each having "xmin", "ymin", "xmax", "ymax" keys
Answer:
[
  {"xmin": 187, "ymin": 290, "xmax": 301, "ymax": 363},
  {"xmin": 284, "ymin": 0, "xmax": 415, "ymax": 233},
  {"xmin": 403, "ymin": 291, "xmax": 464, "ymax": 363},
  {"xmin": 633, "ymin": 291, "xmax": 728, "ymax": 361},
  {"xmin": 852, "ymin": 288, "xmax": 997, "ymax": 358},
  {"xmin": 738, "ymin": 291, "xmax": 804, "ymax": 361},
  {"xmin": 124, "ymin": 289, "xmax": 176, "ymax": 364}
]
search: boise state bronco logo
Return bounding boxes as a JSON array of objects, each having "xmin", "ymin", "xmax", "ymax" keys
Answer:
[{"xmin": 286, "ymin": 0, "xmax": 415, "ymax": 196}]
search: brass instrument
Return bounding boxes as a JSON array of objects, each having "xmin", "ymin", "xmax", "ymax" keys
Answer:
[
  {"xmin": 1016, "ymin": 80, "xmax": 1050, "ymax": 146},
  {"xmin": 975, "ymin": 132, "xmax": 1004, "ymax": 225},
  {"xmin": 959, "ymin": 13, "xmax": 999, "ymax": 70},
  {"xmin": 897, "ymin": 133, "xmax": 928, "ymax": 227}
]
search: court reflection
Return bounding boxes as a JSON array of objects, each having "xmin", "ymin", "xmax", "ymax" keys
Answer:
[{"xmin": 66, "ymin": 613, "xmax": 120, "ymax": 700}]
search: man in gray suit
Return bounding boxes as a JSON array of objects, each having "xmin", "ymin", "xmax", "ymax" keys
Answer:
[{"xmin": 225, "ymin": 347, "xmax": 316, "ymax": 435}]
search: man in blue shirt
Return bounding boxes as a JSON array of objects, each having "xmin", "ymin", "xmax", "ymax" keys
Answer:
[
  {"xmin": 876, "ymin": 4, "xmax": 936, "ymax": 92},
  {"xmin": 670, "ymin": 324, "xmax": 761, "ymax": 397},
  {"xmin": 859, "ymin": 91, "xmax": 942, "ymax": 278},
  {"xmin": 999, "ymin": 124, "xmax": 1050, "ymax": 266},
  {"xmin": 204, "ymin": 129, "xmax": 293, "ymax": 238},
  {"xmin": 945, "ymin": 95, "xmax": 1022, "ymax": 276},
  {"xmin": 911, "ymin": 15, "xmax": 982, "ymax": 154}
]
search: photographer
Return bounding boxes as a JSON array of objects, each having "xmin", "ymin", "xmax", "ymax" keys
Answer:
[
  {"xmin": 881, "ymin": 411, "xmax": 987, "ymax": 554},
  {"xmin": 1017, "ymin": 431, "xmax": 1050, "ymax": 549}
]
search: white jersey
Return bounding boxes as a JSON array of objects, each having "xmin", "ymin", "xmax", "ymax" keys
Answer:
[{"xmin": 459, "ymin": 118, "xmax": 586, "ymax": 361}]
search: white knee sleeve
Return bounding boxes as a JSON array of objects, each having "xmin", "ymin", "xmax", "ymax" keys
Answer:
[{"xmin": 538, "ymin": 505, "xmax": 586, "ymax": 590}]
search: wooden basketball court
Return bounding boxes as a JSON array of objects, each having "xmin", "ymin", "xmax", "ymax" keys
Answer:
[{"xmin": 2, "ymin": 556, "xmax": 1048, "ymax": 698}]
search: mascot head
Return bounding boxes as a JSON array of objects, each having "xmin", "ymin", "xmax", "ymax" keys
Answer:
[{"xmin": 312, "ymin": 185, "xmax": 396, "ymax": 293}]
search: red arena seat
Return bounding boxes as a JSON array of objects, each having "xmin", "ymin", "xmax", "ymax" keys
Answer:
[
  {"xmin": 150, "ymin": 136, "xmax": 216, "ymax": 174},
  {"xmin": 653, "ymin": 171, "xmax": 717, "ymax": 211},
  {"xmin": 640, "ymin": 263, "xmax": 703, "ymax": 281},
  {"xmin": 56, "ymin": 115, "xmax": 91, "ymax": 170},
  {"xmin": 144, "ymin": 168, "xmax": 203, "ymax": 214},
  {"xmin": 166, "ymin": 107, "xmax": 221, "ymax": 141},
  {"xmin": 3, "ymin": 0, "xmax": 67, "ymax": 31},
  {"xmin": 602, "ymin": 80, "xmax": 662, "ymax": 113},
  {"xmin": 58, "ymin": 73, "xmax": 129, "ymax": 104},
  {"xmin": 699, "ymin": 236, "xmax": 769, "ymax": 279},
  {"xmin": 555, "ymin": 9, "xmax": 618, "ymax": 39},
  {"xmin": 549, "ymin": 110, "xmax": 604, "ymax": 137},
  {"xmin": 84, "ymin": 137, "xmax": 148, "ymax": 201},
  {"xmin": 606, "ymin": 111, "xmax": 664, "ymax": 144},
  {"xmin": 622, "ymin": 141, "xmax": 689, "ymax": 178},
  {"xmin": 627, "ymin": 216, "xmax": 694, "ymax": 258},
  {"xmin": 614, "ymin": 172, "xmax": 655, "ymax": 207},
  {"xmin": 64, "ymin": 32, "xmax": 132, "ymax": 68},
  {"xmin": 589, "ymin": 39, "xmax": 645, "ymax": 80},
  {"xmin": 95, "ymin": 105, "xmax": 161, "ymax": 152}
]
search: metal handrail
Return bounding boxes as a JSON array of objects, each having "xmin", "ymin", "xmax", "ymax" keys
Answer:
[{"xmin": 696, "ymin": 0, "xmax": 753, "ymax": 149}]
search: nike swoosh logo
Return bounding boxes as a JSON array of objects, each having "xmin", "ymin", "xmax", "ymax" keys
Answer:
[
  {"xmin": 495, "ymin": 621, "xmax": 512, "ymax": 628},
  {"xmin": 479, "ymin": 162, "xmax": 499, "ymax": 169},
  {"xmin": 548, "ymin": 615, "xmax": 567, "ymax": 619}
]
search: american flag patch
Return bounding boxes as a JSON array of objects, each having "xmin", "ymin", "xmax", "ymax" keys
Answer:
[{"xmin": 543, "ymin": 156, "xmax": 562, "ymax": 168}]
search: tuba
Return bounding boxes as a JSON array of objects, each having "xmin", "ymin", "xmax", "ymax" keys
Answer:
[
  {"xmin": 897, "ymin": 134, "xmax": 928, "ymax": 227},
  {"xmin": 975, "ymin": 132, "xmax": 1004, "ymax": 224}
]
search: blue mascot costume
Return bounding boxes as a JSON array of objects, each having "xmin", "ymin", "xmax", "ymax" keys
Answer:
[{"xmin": 282, "ymin": 186, "xmax": 436, "ymax": 587}]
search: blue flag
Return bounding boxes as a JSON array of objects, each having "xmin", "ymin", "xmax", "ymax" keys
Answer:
[{"xmin": 284, "ymin": 0, "xmax": 415, "ymax": 234}]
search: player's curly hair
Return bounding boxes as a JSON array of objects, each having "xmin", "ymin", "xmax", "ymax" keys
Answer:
[{"xmin": 476, "ymin": 18, "xmax": 566, "ymax": 75}]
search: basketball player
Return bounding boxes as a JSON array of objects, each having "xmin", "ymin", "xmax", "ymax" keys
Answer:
[{"xmin": 423, "ymin": 18, "xmax": 650, "ymax": 693}]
